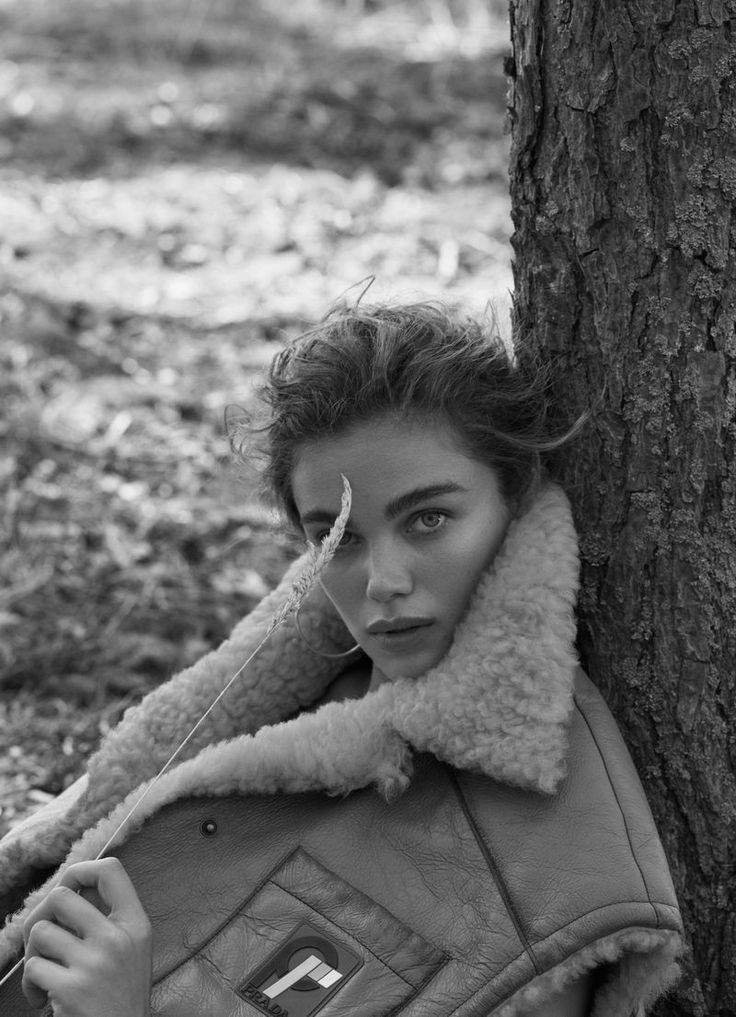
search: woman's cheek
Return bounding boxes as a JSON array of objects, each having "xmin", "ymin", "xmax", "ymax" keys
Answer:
[
  {"xmin": 424, "ymin": 530, "xmax": 499, "ymax": 603},
  {"xmin": 319, "ymin": 570, "xmax": 359, "ymax": 623}
]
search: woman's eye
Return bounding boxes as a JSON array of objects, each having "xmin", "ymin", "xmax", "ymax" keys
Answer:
[
  {"xmin": 315, "ymin": 530, "xmax": 356, "ymax": 548},
  {"xmin": 410, "ymin": 511, "xmax": 447, "ymax": 533}
]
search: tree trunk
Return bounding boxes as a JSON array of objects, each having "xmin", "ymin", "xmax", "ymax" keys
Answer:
[{"xmin": 507, "ymin": 2, "xmax": 736, "ymax": 1014}]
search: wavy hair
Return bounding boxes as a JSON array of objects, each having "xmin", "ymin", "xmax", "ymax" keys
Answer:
[{"xmin": 231, "ymin": 302, "xmax": 583, "ymax": 529}]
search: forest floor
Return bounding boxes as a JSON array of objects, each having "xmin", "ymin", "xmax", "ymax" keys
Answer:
[{"xmin": 0, "ymin": 0, "xmax": 513, "ymax": 838}]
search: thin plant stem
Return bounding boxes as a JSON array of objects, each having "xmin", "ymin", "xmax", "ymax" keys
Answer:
[{"xmin": 0, "ymin": 478, "xmax": 352, "ymax": 991}]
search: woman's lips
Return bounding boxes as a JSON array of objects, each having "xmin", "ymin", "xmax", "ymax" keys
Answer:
[
  {"xmin": 366, "ymin": 616, "xmax": 433, "ymax": 633},
  {"xmin": 366, "ymin": 618, "xmax": 434, "ymax": 651}
]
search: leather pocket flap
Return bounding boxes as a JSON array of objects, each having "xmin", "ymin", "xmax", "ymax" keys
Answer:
[
  {"xmin": 268, "ymin": 848, "xmax": 445, "ymax": 988},
  {"xmin": 152, "ymin": 847, "xmax": 447, "ymax": 1017}
]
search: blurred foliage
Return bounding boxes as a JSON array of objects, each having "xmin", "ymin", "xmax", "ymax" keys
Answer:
[
  {"xmin": 0, "ymin": 0, "xmax": 513, "ymax": 835},
  {"xmin": 0, "ymin": 0, "xmax": 509, "ymax": 185}
]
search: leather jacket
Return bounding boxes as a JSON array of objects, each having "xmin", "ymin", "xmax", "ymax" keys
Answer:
[{"xmin": 0, "ymin": 486, "xmax": 683, "ymax": 1016}]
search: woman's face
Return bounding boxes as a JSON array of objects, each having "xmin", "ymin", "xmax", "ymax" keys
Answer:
[{"xmin": 291, "ymin": 415, "xmax": 510, "ymax": 683}]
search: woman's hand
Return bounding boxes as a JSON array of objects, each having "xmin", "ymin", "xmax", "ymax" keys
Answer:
[{"xmin": 22, "ymin": 857, "xmax": 152, "ymax": 1017}]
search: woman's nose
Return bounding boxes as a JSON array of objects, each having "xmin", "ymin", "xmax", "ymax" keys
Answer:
[{"xmin": 365, "ymin": 544, "xmax": 413, "ymax": 602}]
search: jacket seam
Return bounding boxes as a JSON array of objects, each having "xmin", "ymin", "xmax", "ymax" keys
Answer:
[
  {"xmin": 151, "ymin": 846, "xmax": 296, "ymax": 986},
  {"xmin": 524, "ymin": 901, "xmax": 677, "ymax": 947},
  {"xmin": 444, "ymin": 766, "xmax": 542, "ymax": 975},
  {"xmin": 572, "ymin": 693, "xmax": 659, "ymax": 929},
  {"xmin": 381, "ymin": 954, "xmax": 450, "ymax": 1017}
]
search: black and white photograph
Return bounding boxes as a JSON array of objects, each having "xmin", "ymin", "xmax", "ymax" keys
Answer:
[{"xmin": 0, "ymin": 2, "xmax": 733, "ymax": 1015}]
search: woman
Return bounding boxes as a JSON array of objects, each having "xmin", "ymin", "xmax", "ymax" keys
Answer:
[{"xmin": 0, "ymin": 303, "xmax": 683, "ymax": 1016}]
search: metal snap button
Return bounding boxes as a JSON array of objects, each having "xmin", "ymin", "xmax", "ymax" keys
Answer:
[{"xmin": 200, "ymin": 819, "xmax": 218, "ymax": 837}]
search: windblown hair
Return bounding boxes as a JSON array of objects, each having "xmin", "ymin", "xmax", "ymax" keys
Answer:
[{"xmin": 232, "ymin": 302, "xmax": 582, "ymax": 528}]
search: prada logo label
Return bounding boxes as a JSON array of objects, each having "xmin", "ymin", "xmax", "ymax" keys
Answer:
[{"xmin": 239, "ymin": 922, "xmax": 361, "ymax": 1017}]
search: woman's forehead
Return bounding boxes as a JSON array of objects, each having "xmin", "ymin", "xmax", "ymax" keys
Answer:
[{"xmin": 291, "ymin": 416, "xmax": 496, "ymax": 522}]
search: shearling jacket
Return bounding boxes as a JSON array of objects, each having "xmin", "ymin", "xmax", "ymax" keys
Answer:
[{"xmin": 0, "ymin": 485, "xmax": 683, "ymax": 1017}]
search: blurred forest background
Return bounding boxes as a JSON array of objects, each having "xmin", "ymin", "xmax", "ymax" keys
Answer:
[{"xmin": 0, "ymin": 0, "xmax": 513, "ymax": 837}]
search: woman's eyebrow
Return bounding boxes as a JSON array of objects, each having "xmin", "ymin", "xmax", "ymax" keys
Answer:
[
  {"xmin": 385, "ymin": 482, "xmax": 466, "ymax": 519},
  {"xmin": 299, "ymin": 507, "xmax": 346, "ymax": 527}
]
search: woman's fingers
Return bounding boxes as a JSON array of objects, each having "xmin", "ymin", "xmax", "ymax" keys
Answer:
[
  {"xmin": 59, "ymin": 858, "xmax": 149, "ymax": 927},
  {"xmin": 21, "ymin": 859, "xmax": 153, "ymax": 1017},
  {"xmin": 22, "ymin": 888, "xmax": 104, "ymax": 1010},
  {"xmin": 23, "ymin": 883, "xmax": 107, "ymax": 943},
  {"xmin": 22, "ymin": 954, "xmax": 70, "ymax": 1010},
  {"xmin": 23, "ymin": 858, "xmax": 150, "ymax": 946},
  {"xmin": 25, "ymin": 917, "xmax": 81, "ymax": 966}
]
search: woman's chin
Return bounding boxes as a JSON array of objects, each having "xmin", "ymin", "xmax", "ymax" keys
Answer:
[{"xmin": 369, "ymin": 644, "xmax": 448, "ymax": 685}]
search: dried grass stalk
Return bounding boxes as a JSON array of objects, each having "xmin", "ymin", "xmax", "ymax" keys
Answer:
[
  {"xmin": 0, "ymin": 476, "xmax": 353, "ymax": 990},
  {"xmin": 267, "ymin": 474, "xmax": 352, "ymax": 634}
]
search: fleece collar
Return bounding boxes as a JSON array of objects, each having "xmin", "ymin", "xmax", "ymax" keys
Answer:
[
  {"xmin": 0, "ymin": 484, "xmax": 579, "ymax": 923},
  {"xmin": 88, "ymin": 481, "xmax": 579, "ymax": 801}
]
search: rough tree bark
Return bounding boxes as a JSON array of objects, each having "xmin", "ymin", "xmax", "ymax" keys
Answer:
[{"xmin": 507, "ymin": 2, "xmax": 736, "ymax": 1015}]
